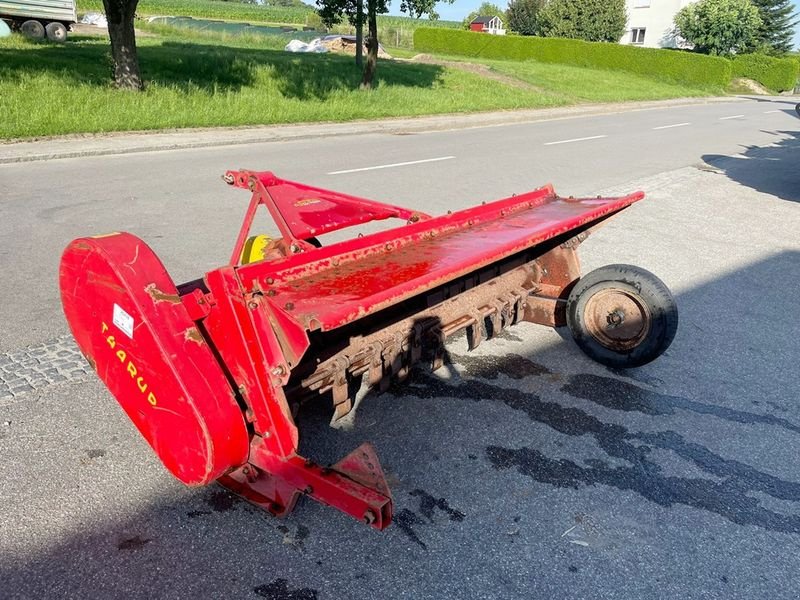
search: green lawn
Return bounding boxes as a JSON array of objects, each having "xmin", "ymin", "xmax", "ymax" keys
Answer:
[
  {"xmin": 0, "ymin": 34, "xmax": 565, "ymax": 139},
  {"xmin": 486, "ymin": 59, "xmax": 721, "ymax": 103},
  {"xmin": 0, "ymin": 24, "xmax": 717, "ymax": 140}
]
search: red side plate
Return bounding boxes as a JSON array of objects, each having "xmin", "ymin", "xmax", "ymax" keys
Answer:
[{"xmin": 60, "ymin": 233, "xmax": 249, "ymax": 485}]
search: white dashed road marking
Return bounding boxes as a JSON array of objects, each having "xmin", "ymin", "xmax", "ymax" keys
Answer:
[
  {"xmin": 653, "ymin": 122, "xmax": 691, "ymax": 130},
  {"xmin": 543, "ymin": 135, "xmax": 607, "ymax": 146},
  {"xmin": 327, "ymin": 156, "xmax": 455, "ymax": 175}
]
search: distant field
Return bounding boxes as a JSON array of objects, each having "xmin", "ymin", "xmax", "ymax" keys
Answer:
[
  {"xmin": 76, "ymin": 0, "xmax": 461, "ymax": 30},
  {"xmin": 77, "ymin": 0, "xmax": 316, "ymax": 25}
]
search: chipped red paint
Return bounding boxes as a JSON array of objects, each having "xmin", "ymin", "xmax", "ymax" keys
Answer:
[{"xmin": 59, "ymin": 172, "xmax": 643, "ymax": 529}]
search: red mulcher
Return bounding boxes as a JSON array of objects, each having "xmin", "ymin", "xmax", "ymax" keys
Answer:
[{"xmin": 59, "ymin": 171, "xmax": 677, "ymax": 530}]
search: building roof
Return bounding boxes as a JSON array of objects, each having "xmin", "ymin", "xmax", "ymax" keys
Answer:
[{"xmin": 471, "ymin": 16, "xmax": 499, "ymax": 25}]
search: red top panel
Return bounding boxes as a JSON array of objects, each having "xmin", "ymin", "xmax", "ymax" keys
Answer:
[{"xmin": 235, "ymin": 186, "xmax": 643, "ymax": 332}]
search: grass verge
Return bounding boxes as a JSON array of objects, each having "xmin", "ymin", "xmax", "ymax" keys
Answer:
[
  {"xmin": 0, "ymin": 33, "xmax": 565, "ymax": 139},
  {"xmin": 484, "ymin": 59, "xmax": 720, "ymax": 103},
  {"xmin": 0, "ymin": 24, "xmax": 716, "ymax": 140}
]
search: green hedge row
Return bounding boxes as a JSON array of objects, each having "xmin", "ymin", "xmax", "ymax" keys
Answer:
[
  {"xmin": 414, "ymin": 28, "xmax": 733, "ymax": 89},
  {"xmin": 731, "ymin": 54, "xmax": 799, "ymax": 92}
]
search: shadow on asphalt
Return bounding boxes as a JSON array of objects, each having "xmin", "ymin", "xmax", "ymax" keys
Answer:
[
  {"xmin": 736, "ymin": 96, "xmax": 800, "ymax": 106},
  {"xmin": 702, "ymin": 129, "xmax": 800, "ymax": 203},
  {"xmin": 3, "ymin": 252, "xmax": 800, "ymax": 598}
]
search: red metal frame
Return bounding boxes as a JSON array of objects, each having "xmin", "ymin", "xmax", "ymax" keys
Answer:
[{"xmin": 60, "ymin": 170, "xmax": 643, "ymax": 530}]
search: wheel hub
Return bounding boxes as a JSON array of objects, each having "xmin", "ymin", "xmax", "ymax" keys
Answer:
[{"xmin": 584, "ymin": 289, "xmax": 651, "ymax": 352}]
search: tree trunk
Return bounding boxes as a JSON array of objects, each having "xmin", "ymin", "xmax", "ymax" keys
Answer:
[
  {"xmin": 355, "ymin": 0, "xmax": 363, "ymax": 67},
  {"xmin": 360, "ymin": 3, "xmax": 378, "ymax": 89},
  {"xmin": 103, "ymin": 0, "xmax": 144, "ymax": 90}
]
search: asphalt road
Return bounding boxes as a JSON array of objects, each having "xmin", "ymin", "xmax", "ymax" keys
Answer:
[{"xmin": 1, "ymin": 96, "xmax": 800, "ymax": 599}]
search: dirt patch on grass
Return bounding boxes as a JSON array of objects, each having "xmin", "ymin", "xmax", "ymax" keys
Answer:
[
  {"xmin": 729, "ymin": 77, "xmax": 772, "ymax": 95},
  {"xmin": 408, "ymin": 54, "xmax": 543, "ymax": 91},
  {"xmin": 70, "ymin": 23, "xmax": 157, "ymax": 38}
]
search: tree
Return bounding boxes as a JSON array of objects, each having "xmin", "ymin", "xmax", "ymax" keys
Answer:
[
  {"xmin": 536, "ymin": 0, "xmax": 627, "ymax": 42},
  {"xmin": 749, "ymin": 0, "xmax": 798, "ymax": 54},
  {"xmin": 506, "ymin": 0, "xmax": 546, "ymax": 36},
  {"xmin": 674, "ymin": 0, "xmax": 762, "ymax": 56},
  {"xmin": 462, "ymin": 2, "xmax": 505, "ymax": 30},
  {"xmin": 317, "ymin": 0, "xmax": 453, "ymax": 89},
  {"xmin": 103, "ymin": 0, "xmax": 144, "ymax": 90}
]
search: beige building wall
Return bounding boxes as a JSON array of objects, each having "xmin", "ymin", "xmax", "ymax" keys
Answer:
[{"xmin": 621, "ymin": 0, "xmax": 698, "ymax": 48}]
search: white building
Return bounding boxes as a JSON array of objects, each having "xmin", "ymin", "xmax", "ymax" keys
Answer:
[
  {"xmin": 469, "ymin": 16, "xmax": 506, "ymax": 36},
  {"xmin": 620, "ymin": 0, "xmax": 698, "ymax": 48}
]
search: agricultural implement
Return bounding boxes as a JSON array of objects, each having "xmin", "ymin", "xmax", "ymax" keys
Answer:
[{"xmin": 60, "ymin": 171, "xmax": 678, "ymax": 530}]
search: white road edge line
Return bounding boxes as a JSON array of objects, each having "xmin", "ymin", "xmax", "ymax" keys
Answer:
[
  {"xmin": 543, "ymin": 135, "xmax": 607, "ymax": 146},
  {"xmin": 327, "ymin": 156, "xmax": 455, "ymax": 175},
  {"xmin": 719, "ymin": 115, "xmax": 745, "ymax": 120},
  {"xmin": 652, "ymin": 122, "xmax": 691, "ymax": 130},
  {"xmin": 763, "ymin": 110, "xmax": 781, "ymax": 114}
]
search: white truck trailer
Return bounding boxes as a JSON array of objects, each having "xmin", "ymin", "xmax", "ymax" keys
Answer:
[{"xmin": 0, "ymin": 0, "xmax": 77, "ymax": 42}]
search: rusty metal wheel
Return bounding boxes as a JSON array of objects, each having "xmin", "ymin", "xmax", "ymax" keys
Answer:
[{"xmin": 566, "ymin": 265, "xmax": 677, "ymax": 368}]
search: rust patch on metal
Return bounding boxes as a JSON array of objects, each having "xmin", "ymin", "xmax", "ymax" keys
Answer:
[
  {"xmin": 87, "ymin": 272, "xmax": 126, "ymax": 295},
  {"xmin": 584, "ymin": 289, "xmax": 651, "ymax": 352},
  {"xmin": 301, "ymin": 264, "xmax": 537, "ymax": 418},
  {"xmin": 184, "ymin": 327, "xmax": 205, "ymax": 344},
  {"xmin": 145, "ymin": 283, "xmax": 181, "ymax": 304}
]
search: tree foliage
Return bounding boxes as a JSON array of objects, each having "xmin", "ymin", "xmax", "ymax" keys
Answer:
[
  {"xmin": 674, "ymin": 0, "xmax": 762, "ymax": 56},
  {"xmin": 506, "ymin": 0, "xmax": 546, "ymax": 36},
  {"xmin": 462, "ymin": 2, "xmax": 506, "ymax": 30},
  {"xmin": 536, "ymin": 0, "xmax": 627, "ymax": 42},
  {"xmin": 317, "ymin": 0, "xmax": 453, "ymax": 88},
  {"xmin": 749, "ymin": 0, "xmax": 798, "ymax": 54}
]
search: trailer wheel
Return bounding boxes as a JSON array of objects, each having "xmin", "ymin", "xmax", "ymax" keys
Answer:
[
  {"xmin": 566, "ymin": 264, "xmax": 677, "ymax": 368},
  {"xmin": 20, "ymin": 19, "xmax": 45, "ymax": 40},
  {"xmin": 45, "ymin": 22, "xmax": 67, "ymax": 43}
]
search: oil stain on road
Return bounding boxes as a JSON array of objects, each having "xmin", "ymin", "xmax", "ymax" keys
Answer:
[{"xmin": 397, "ymin": 354, "xmax": 800, "ymax": 536}]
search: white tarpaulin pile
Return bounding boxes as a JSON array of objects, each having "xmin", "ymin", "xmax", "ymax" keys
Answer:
[
  {"xmin": 284, "ymin": 38, "xmax": 328, "ymax": 53},
  {"xmin": 80, "ymin": 12, "xmax": 108, "ymax": 28}
]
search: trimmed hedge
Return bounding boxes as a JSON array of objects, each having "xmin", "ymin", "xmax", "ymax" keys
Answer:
[
  {"xmin": 414, "ymin": 28, "xmax": 732, "ymax": 89},
  {"xmin": 731, "ymin": 54, "xmax": 799, "ymax": 92}
]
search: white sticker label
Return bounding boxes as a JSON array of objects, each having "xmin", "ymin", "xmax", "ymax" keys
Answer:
[{"xmin": 113, "ymin": 303, "xmax": 134, "ymax": 339}]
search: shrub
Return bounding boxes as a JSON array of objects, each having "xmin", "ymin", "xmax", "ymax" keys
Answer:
[
  {"xmin": 414, "ymin": 28, "xmax": 733, "ymax": 88},
  {"xmin": 674, "ymin": 0, "xmax": 762, "ymax": 56},
  {"xmin": 506, "ymin": 0, "xmax": 545, "ymax": 36},
  {"xmin": 537, "ymin": 0, "xmax": 627, "ymax": 42},
  {"xmin": 730, "ymin": 53, "xmax": 799, "ymax": 91}
]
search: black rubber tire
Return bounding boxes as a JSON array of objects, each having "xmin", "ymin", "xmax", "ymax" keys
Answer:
[
  {"xmin": 20, "ymin": 19, "xmax": 45, "ymax": 40},
  {"xmin": 566, "ymin": 264, "xmax": 678, "ymax": 368},
  {"xmin": 45, "ymin": 21, "xmax": 67, "ymax": 43},
  {"xmin": 795, "ymin": 103, "xmax": 800, "ymax": 118}
]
